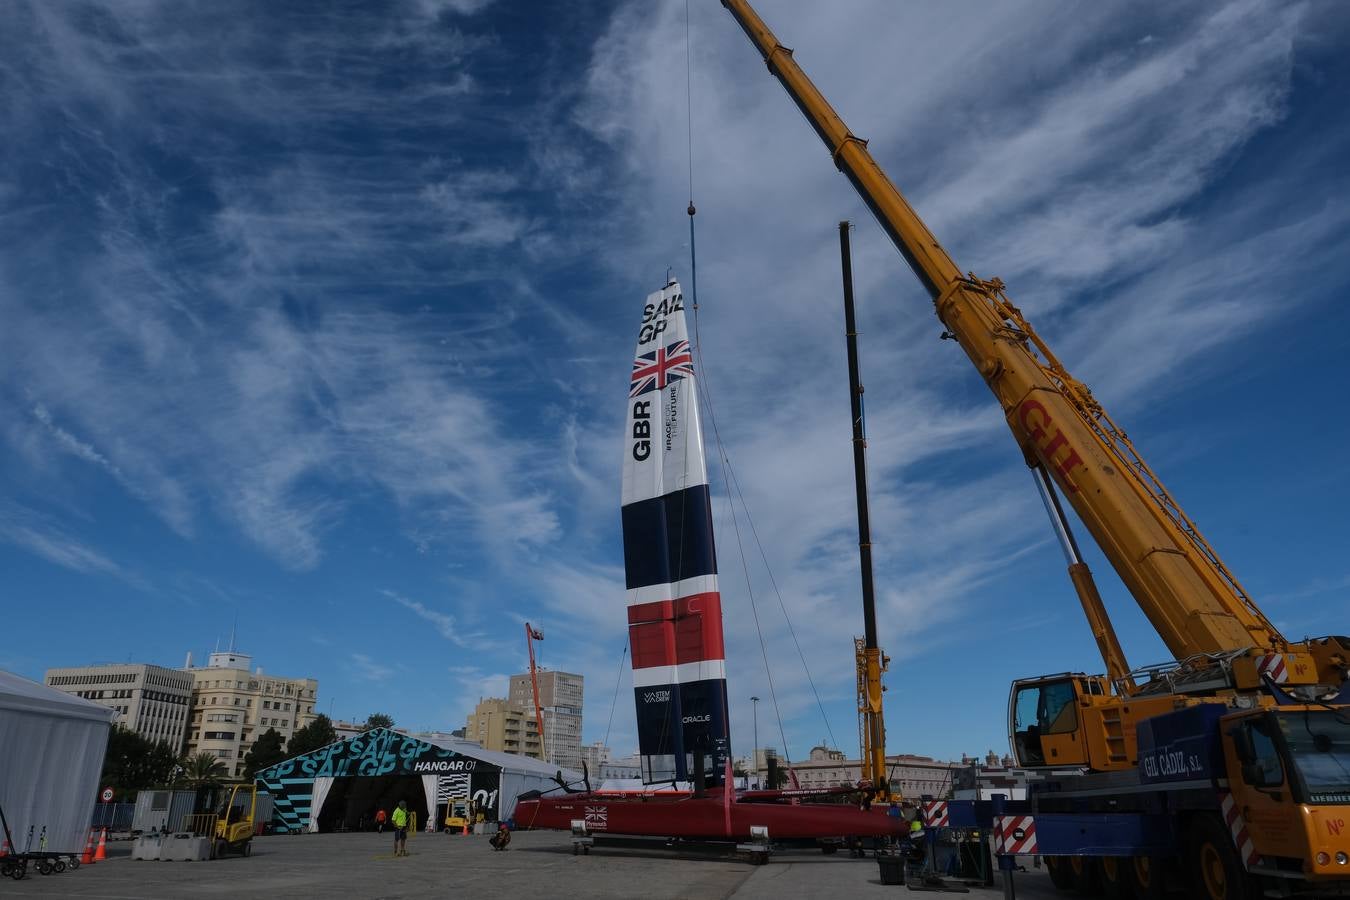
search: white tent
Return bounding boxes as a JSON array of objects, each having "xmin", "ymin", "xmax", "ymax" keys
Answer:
[
  {"xmin": 0, "ymin": 669, "xmax": 115, "ymax": 853},
  {"xmin": 422, "ymin": 739, "xmax": 582, "ymax": 821}
]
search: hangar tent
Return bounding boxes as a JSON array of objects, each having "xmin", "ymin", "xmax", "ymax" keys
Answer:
[
  {"xmin": 256, "ymin": 728, "xmax": 579, "ymax": 834},
  {"xmin": 0, "ymin": 669, "xmax": 116, "ymax": 853}
]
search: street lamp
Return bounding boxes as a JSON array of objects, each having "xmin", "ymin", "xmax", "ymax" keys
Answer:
[{"xmin": 750, "ymin": 696, "xmax": 760, "ymax": 789}]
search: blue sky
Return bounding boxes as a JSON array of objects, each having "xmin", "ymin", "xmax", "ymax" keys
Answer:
[{"xmin": 2, "ymin": 0, "xmax": 1347, "ymax": 765}]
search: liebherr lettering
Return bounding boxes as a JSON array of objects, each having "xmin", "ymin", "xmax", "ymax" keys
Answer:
[{"xmin": 1017, "ymin": 399, "xmax": 1086, "ymax": 493}]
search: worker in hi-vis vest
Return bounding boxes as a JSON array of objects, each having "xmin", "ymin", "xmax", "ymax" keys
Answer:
[{"xmin": 392, "ymin": 801, "xmax": 409, "ymax": 857}]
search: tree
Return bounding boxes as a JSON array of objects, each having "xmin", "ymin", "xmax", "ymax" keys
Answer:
[
  {"xmin": 362, "ymin": 713, "xmax": 394, "ymax": 732},
  {"xmin": 181, "ymin": 751, "xmax": 228, "ymax": 787},
  {"xmin": 100, "ymin": 726, "xmax": 180, "ymax": 797},
  {"xmin": 287, "ymin": 713, "xmax": 337, "ymax": 758},
  {"xmin": 243, "ymin": 727, "xmax": 287, "ymax": 777}
]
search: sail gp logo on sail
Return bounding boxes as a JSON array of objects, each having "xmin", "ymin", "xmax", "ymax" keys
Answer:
[
  {"xmin": 630, "ymin": 339, "xmax": 693, "ymax": 398},
  {"xmin": 639, "ymin": 292, "xmax": 684, "ymax": 344}
]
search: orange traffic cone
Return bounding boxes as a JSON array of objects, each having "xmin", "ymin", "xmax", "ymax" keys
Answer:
[
  {"xmin": 462, "ymin": 823, "xmax": 469, "ymax": 836},
  {"xmin": 93, "ymin": 828, "xmax": 108, "ymax": 862},
  {"xmin": 81, "ymin": 829, "xmax": 97, "ymax": 865}
]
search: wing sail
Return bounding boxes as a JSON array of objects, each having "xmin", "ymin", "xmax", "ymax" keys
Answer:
[{"xmin": 621, "ymin": 280, "xmax": 730, "ymax": 783}]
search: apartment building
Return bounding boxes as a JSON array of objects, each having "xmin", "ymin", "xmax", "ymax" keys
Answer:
[
  {"xmin": 780, "ymin": 745, "xmax": 965, "ymax": 797},
  {"xmin": 508, "ymin": 670, "xmax": 583, "ymax": 770},
  {"xmin": 463, "ymin": 697, "xmax": 542, "ymax": 760},
  {"xmin": 183, "ymin": 650, "xmax": 318, "ymax": 779},
  {"xmin": 44, "ymin": 663, "xmax": 193, "ymax": 748}
]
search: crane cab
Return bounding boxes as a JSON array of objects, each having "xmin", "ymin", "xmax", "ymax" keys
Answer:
[
  {"xmin": 1221, "ymin": 706, "xmax": 1350, "ymax": 883},
  {"xmin": 1009, "ymin": 674, "xmax": 1103, "ymax": 767}
]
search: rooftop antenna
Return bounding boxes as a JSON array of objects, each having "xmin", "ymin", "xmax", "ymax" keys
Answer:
[{"xmin": 229, "ymin": 612, "xmax": 238, "ymax": 653}]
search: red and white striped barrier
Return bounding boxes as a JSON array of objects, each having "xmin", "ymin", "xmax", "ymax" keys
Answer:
[
  {"xmin": 1219, "ymin": 791, "xmax": 1259, "ymax": 870},
  {"xmin": 994, "ymin": 815, "xmax": 1038, "ymax": 855},
  {"xmin": 921, "ymin": 801, "xmax": 949, "ymax": 828}
]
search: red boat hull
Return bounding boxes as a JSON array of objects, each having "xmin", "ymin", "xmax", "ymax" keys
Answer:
[{"xmin": 513, "ymin": 794, "xmax": 902, "ymax": 841}]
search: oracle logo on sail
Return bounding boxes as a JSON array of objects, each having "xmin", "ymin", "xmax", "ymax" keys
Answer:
[
  {"xmin": 643, "ymin": 690, "xmax": 672, "ymax": 703},
  {"xmin": 639, "ymin": 293, "xmax": 683, "ymax": 345},
  {"xmin": 682, "ymin": 715, "xmax": 710, "ymax": 725},
  {"xmin": 1017, "ymin": 398, "xmax": 1086, "ymax": 493}
]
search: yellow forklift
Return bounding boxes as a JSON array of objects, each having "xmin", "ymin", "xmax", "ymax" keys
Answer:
[{"xmin": 210, "ymin": 783, "xmax": 256, "ymax": 859}]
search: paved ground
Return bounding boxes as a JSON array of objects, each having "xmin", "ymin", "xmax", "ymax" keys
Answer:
[{"xmin": 2, "ymin": 831, "xmax": 1065, "ymax": 899}]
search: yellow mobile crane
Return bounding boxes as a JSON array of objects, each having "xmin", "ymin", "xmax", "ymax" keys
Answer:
[{"xmin": 721, "ymin": 2, "xmax": 1350, "ymax": 897}]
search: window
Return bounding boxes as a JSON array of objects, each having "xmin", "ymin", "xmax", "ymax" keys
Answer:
[{"xmin": 1243, "ymin": 722, "xmax": 1285, "ymax": 787}]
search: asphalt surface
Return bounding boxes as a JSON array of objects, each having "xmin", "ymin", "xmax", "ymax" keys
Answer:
[{"xmin": 1, "ymin": 830, "xmax": 1068, "ymax": 899}]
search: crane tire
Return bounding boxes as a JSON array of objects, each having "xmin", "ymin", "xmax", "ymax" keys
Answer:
[
  {"xmin": 1069, "ymin": 856, "xmax": 1102, "ymax": 896},
  {"xmin": 1188, "ymin": 815, "xmax": 1257, "ymax": 900},
  {"xmin": 1045, "ymin": 856, "xmax": 1076, "ymax": 891},
  {"xmin": 1129, "ymin": 855, "xmax": 1169, "ymax": 899},
  {"xmin": 1100, "ymin": 857, "xmax": 1130, "ymax": 899}
]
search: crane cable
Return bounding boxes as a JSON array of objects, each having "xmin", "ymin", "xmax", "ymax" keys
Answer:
[
  {"xmin": 681, "ymin": 0, "xmax": 839, "ymax": 772},
  {"xmin": 601, "ymin": 638, "xmax": 629, "ymax": 753}
]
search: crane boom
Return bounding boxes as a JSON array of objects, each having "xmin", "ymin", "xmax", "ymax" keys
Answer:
[{"xmin": 720, "ymin": 0, "xmax": 1285, "ymax": 663}]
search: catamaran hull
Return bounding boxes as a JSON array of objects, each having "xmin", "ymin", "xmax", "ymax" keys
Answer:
[{"xmin": 513, "ymin": 795, "xmax": 902, "ymax": 841}]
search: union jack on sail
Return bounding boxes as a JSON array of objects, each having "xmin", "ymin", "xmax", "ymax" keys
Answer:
[{"xmin": 630, "ymin": 339, "xmax": 694, "ymax": 398}]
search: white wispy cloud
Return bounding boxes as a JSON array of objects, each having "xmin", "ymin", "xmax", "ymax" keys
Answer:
[
  {"xmin": 385, "ymin": 590, "xmax": 471, "ymax": 647},
  {"xmin": 351, "ymin": 653, "xmax": 394, "ymax": 683},
  {"xmin": 0, "ymin": 503, "xmax": 123, "ymax": 578}
]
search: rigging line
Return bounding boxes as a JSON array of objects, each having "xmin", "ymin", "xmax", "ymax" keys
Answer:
[
  {"xmin": 689, "ymin": 306, "xmax": 840, "ymax": 753},
  {"xmin": 601, "ymin": 638, "xmax": 630, "ymax": 752},
  {"xmin": 721, "ymin": 454, "xmax": 841, "ymax": 752},
  {"xmin": 691, "ymin": 301, "xmax": 831, "ymax": 767},
  {"xmin": 717, "ymin": 439, "xmax": 794, "ymax": 769},
  {"xmin": 684, "ymin": 0, "xmax": 695, "ymax": 204}
]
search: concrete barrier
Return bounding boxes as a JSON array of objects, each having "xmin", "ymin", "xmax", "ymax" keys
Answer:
[
  {"xmin": 130, "ymin": 834, "xmax": 162, "ymax": 861},
  {"xmin": 160, "ymin": 833, "xmax": 211, "ymax": 861}
]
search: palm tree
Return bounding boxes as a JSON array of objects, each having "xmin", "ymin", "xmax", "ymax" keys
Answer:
[{"xmin": 181, "ymin": 752, "xmax": 228, "ymax": 787}]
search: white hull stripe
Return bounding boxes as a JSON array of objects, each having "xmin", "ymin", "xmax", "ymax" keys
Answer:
[
  {"xmin": 627, "ymin": 575, "xmax": 719, "ymax": 607},
  {"xmin": 632, "ymin": 659, "xmax": 727, "ymax": 688}
]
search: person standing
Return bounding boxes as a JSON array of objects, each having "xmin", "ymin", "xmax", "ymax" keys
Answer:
[
  {"xmin": 392, "ymin": 801, "xmax": 409, "ymax": 857},
  {"xmin": 375, "ymin": 808, "xmax": 387, "ymax": 833}
]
